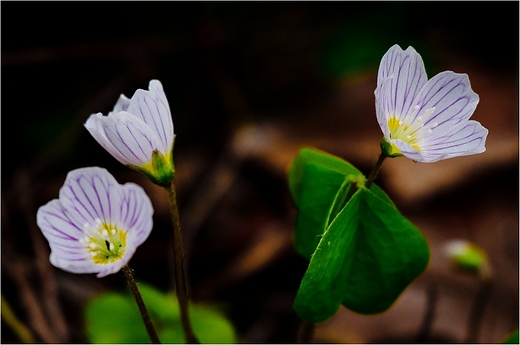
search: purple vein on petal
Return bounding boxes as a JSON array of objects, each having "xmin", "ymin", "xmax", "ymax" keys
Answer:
[
  {"xmin": 117, "ymin": 122, "xmax": 149, "ymax": 160},
  {"xmin": 90, "ymin": 174, "xmax": 113, "ymax": 224},
  {"xmin": 43, "ymin": 207, "xmax": 83, "ymax": 234},
  {"xmin": 424, "ymin": 124, "xmax": 484, "ymax": 151},
  {"xmin": 139, "ymin": 95, "xmax": 170, "ymax": 151},
  {"xmin": 65, "ymin": 180, "xmax": 96, "ymax": 223},
  {"xmin": 43, "ymin": 218, "xmax": 80, "ymax": 241},
  {"xmin": 106, "ymin": 118, "xmax": 155, "ymax": 164},
  {"xmin": 418, "ymin": 76, "xmax": 473, "ymax": 125},
  {"xmin": 75, "ymin": 175, "xmax": 104, "ymax": 221},
  {"xmin": 126, "ymin": 121, "xmax": 155, "ymax": 158}
]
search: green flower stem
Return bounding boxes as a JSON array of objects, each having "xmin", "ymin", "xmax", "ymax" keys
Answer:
[
  {"xmin": 365, "ymin": 152, "xmax": 386, "ymax": 189},
  {"xmin": 122, "ymin": 265, "xmax": 161, "ymax": 344},
  {"xmin": 166, "ymin": 180, "xmax": 200, "ymax": 344}
]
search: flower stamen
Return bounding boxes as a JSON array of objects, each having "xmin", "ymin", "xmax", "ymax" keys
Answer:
[
  {"xmin": 387, "ymin": 116, "xmax": 422, "ymax": 152},
  {"xmin": 84, "ymin": 220, "xmax": 127, "ymax": 265}
]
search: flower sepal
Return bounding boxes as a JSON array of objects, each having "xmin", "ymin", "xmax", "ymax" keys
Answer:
[
  {"xmin": 380, "ymin": 138, "xmax": 404, "ymax": 158},
  {"xmin": 129, "ymin": 149, "xmax": 175, "ymax": 187}
]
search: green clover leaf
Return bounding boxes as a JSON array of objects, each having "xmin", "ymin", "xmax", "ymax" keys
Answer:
[{"xmin": 288, "ymin": 148, "xmax": 430, "ymax": 322}]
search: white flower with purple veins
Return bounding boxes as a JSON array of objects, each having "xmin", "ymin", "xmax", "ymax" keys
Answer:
[
  {"xmin": 36, "ymin": 167, "xmax": 154, "ymax": 278},
  {"xmin": 375, "ymin": 44, "xmax": 488, "ymax": 163},
  {"xmin": 85, "ymin": 80, "xmax": 175, "ymax": 186}
]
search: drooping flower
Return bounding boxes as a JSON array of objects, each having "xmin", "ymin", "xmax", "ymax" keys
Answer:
[
  {"xmin": 85, "ymin": 80, "xmax": 175, "ymax": 186},
  {"xmin": 375, "ymin": 44, "xmax": 488, "ymax": 163},
  {"xmin": 443, "ymin": 239, "xmax": 490, "ymax": 277},
  {"xmin": 36, "ymin": 167, "xmax": 154, "ymax": 278}
]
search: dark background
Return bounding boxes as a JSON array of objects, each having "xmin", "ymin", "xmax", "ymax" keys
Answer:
[{"xmin": 2, "ymin": 2, "xmax": 518, "ymax": 343}]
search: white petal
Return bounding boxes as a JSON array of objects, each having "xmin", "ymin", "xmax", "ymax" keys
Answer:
[
  {"xmin": 37, "ymin": 167, "xmax": 154, "ymax": 277},
  {"xmin": 391, "ymin": 140, "xmax": 427, "ymax": 161},
  {"xmin": 376, "ymin": 45, "xmax": 428, "ymax": 122},
  {"xmin": 102, "ymin": 112, "xmax": 161, "ymax": 166},
  {"xmin": 413, "ymin": 71, "xmax": 479, "ymax": 127},
  {"xmin": 95, "ymin": 258, "xmax": 131, "ymax": 278},
  {"xmin": 85, "ymin": 113, "xmax": 132, "ymax": 165},
  {"xmin": 118, "ymin": 183, "xmax": 154, "ymax": 247},
  {"xmin": 59, "ymin": 167, "xmax": 121, "ymax": 226},
  {"xmin": 126, "ymin": 80, "xmax": 174, "ymax": 154},
  {"xmin": 113, "ymin": 94, "xmax": 131, "ymax": 113},
  {"xmin": 37, "ymin": 200, "xmax": 99, "ymax": 274},
  {"xmin": 420, "ymin": 121, "xmax": 488, "ymax": 161},
  {"xmin": 37, "ymin": 199, "xmax": 85, "ymax": 245},
  {"xmin": 375, "ymin": 76, "xmax": 393, "ymax": 139},
  {"xmin": 394, "ymin": 121, "xmax": 488, "ymax": 163}
]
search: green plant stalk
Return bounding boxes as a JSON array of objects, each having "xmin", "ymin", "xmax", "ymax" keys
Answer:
[
  {"xmin": 365, "ymin": 152, "xmax": 386, "ymax": 189},
  {"xmin": 122, "ymin": 265, "xmax": 161, "ymax": 344},
  {"xmin": 166, "ymin": 180, "xmax": 200, "ymax": 344}
]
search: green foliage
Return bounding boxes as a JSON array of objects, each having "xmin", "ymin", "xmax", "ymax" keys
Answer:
[
  {"xmin": 288, "ymin": 147, "xmax": 394, "ymax": 258},
  {"xmin": 288, "ymin": 148, "xmax": 430, "ymax": 323},
  {"xmin": 84, "ymin": 283, "xmax": 237, "ymax": 344},
  {"xmin": 502, "ymin": 329, "xmax": 519, "ymax": 344}
]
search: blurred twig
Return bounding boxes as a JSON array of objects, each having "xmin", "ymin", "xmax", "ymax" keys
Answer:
[
  {"xmin": 466, "ymin": 266, "xmax": 494, "ymax": 343},
  {"xmin": 415, "ymin": 281, "xmax": 438, "ymax": 342},
  {"xmin": 2, "ymin": 246, "xmax": 57, "ymax": 343},
  {"xmin": 1, "ymin": 294, "xmax": 36, "ymax": 343},
  {"xmin": 296, "ymin": 321, "xmax": 315, "ymax": 343},
  {"xmin": 15, "ymin": 167, "xmax": 69, "ymax": 342}
]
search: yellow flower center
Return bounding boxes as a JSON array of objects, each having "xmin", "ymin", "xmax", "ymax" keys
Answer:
[
  {"xmin": 82, "ymin": 220, "xmax": 127, "ymax": 265},
  {"xmin": 386, "ymin": 106, "xmax": 437, "ymax": 154},
  {"xmin": 387, "ymin": 117, "xmax": 421, "ymax": 151}
]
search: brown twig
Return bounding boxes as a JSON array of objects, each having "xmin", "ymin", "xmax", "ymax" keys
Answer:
[
  {"xmin": 16, "ymin": 167, "xmax": 69, "ymax": 342},
  {"xmin": 296, "ymin": 320, "xmax": 315, "ymax": 343},
  {"xmin": 2, "ymin": 247, "xmax": 57, "ymax": 343}
]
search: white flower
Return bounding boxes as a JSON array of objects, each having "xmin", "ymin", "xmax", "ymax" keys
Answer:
[
  {"xmin": 375, "ymin": 44, "xmax": 488, "ymax": 163},
  {"xmin": 36, "ymin": 167, "xmax": 154, "ymax": 278},
  {"xmin": 85, "ymin": 80, "xmax": 175, "ymax": 186}
]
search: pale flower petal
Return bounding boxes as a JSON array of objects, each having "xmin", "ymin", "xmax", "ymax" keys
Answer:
[
  {"xmin": 112, "ymin": 94, "xmax": 131, "ymax": 114},
  {"xmin": 376, "ymin": 44, "xmax": 428, "ymax": 122},
  {"xmin": 102, "ymin": 112, "xmax": 160, "ymax": 166},
  {"xmin": 58, "ymin": 167, "xmax": 121, "ymax": 226},
  {"xmin": 85, "ymin": 79, "xmax": 175, "ymax": 185},
  {"xmin": 126, "ymin": 80, "xmax": 174, "ymax": 154},
  {"xmin": 375, "ymin": 44, "xmax": 488, "ymax": 163},
  {"xmin": 85, "ymin": 113, "xmax": 131, "ymax": 165},
  {"xmin": 412, "ymin": 71, "xmax": 479, "ymax": 128},
  {"xmin": 118, "ymin": 183, "xmax": 154, "ymax": 246},
  {"xmin": 419, "ymin": 120, "xmax": 488, "ymax": 161},
  {"xmin": 36, "ymin": 167, "xmax": 154, "ymax": 277}
]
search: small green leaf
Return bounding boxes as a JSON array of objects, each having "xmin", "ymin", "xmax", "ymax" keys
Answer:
[
  {"xmin": 288, "ymin": 148, "xmax": 395, "ymax": 259},
  {"xmin": 85, "ymin": 283, "xmax": 237, "ymax": 344},
  {"xmin": 294, "ymin": 187, "xmax": 430, "ymax": 323},
  {"xmin": 294, "ymin": 162, "xmax": 356, "ymax": 258},
  {"xmin": 288, "ymin": 148, "xmax": 361, "ymax": 204}
]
